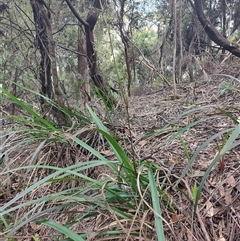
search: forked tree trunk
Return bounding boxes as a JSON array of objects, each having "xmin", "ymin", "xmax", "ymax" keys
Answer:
[
  {"xmin": 65, "ymin": 0, "xmax": 116, "ymax": 108},
  {"xmin": 31, "ymin": 0, "xmax": 67, "ymax": 125},
  {"xmin": 193, "ymin": 0, "xmax": 240, "ymax": 57},
  {"xmin": 31, "ymin": 0, "xmax": 52, "ymax": 100},
  {"xmin": 35, "ymin": 0, "xmax": 63, "ymax": 105}
]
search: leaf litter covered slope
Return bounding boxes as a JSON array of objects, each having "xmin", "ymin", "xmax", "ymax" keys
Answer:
[
  {"xmin": 126, "ymin": 79, "xmax": 240, "ymax": 240},
  {"xmin": 129, "ymin": 80, "xmax": 240, "ymax": 167},
  {"xmin": 1, "ymin": 79, "xmax": 240, "ymax": 240}
]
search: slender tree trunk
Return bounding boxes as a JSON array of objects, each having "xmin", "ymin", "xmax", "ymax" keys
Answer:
[
  {"xmin": 31, "ymin": 0, "xmax": 67, "ymax": 125},
  {"xmin": 188, "ymin": 35, "xmax": 196, "ymax": 82},
  {"xmin": 158, "ymin": 16, "xmax": 173, "ymax": 74},
  {"xmin": 172, "ymin": 0, "xmax": 177, "ymax": 95},
  {"xmin": 177, "ymin": 0, "xmax": 183, "ymax": 83},
  {"xmin": 77, "ymin": 2, "xmax": 90, "ymax": 106},
  {"xmin": 221, "ymin": 0, "xmax": 226, "ymax": 57},
  {"xmin": 65, "ymin": 0, "xmax": 116, "ymax": 108},
  {"xmin": 120, "ymin": 29, "xmax": 132, "ymax": 96},
  {"xmin": 78, "ymin": 27, "xmax": 90, "ymax": 103},
  {"xmin": 36, "ymin": 0, "xmax": 64, "ymax": 105},
  {"xmin": 31, "ymin": 0, "xmax": 52, "ymax": 100},
  {"xmin": 118, "ymin": 0, "xmax": 132, "ymax": 97}
]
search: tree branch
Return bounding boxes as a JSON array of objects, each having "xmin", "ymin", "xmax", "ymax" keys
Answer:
[
  {"xmin": 65, "ymin": 0, "xmax": 89, "ymax": 27},
  {"xmin": 194, "ymin": 0, "xmax": 240, "ymax": 57}
]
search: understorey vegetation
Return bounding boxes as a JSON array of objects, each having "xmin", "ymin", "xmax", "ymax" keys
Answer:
[{"xmin": 1, "ymin": 1, "xmax": 240, "ymax": 240}]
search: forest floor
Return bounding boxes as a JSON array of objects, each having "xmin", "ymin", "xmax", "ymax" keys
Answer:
[
  {"xmin": 119, "ymin": 77, "xmax": 240, "ymax": 241},
  {"xmin": 128, "ymin": 78, "xmax": 240, "ymax": 170},
  {"xmin": 1, "ymin": 77, "xmax": 240, "ymax": 240}
]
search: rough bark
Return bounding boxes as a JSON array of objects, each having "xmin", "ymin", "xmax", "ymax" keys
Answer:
[
  {"xmin": 77, "ymin": 2, "xmax": 90, "ymax": 106},
  {"xmin": 36, "ymin": 0, "xmax": 64, "ymax": 105},
  {"xmin": 177, "ymin": 0, "xmax": 183, "ymax": 83},
  {"xmin": 158, "ymin": 15, "xmax": 173, "ymax": 76},
  {"xmin": 31, "ymin": 0, "xmax": 67, "ymax": 125},
  {"xmin": 31, "ymin": 0, "xmax": 52, "ymax": 100},
  {"xmin": 65, "ymin": 0, "xmax": 115, "ymax": 108},
  {"xmin": 194, "ymin": 0, "xmax": 240, "ymax": 57},
  {"xmin": 172, "ymin": 0, "xmax": 177, "ymax": 94},
  {"xmin": 118, "ymin": 0, "xmax": 132, "ymax": 97},
  {"xmin": 78, "ymin": 28, "xmax": 90, "ymax": 103}
]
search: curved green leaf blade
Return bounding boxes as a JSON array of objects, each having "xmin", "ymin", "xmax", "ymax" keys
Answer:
[
  {"xmin": 148, "ymin": 168, "xmax": 165, "ymax": 241},
  {"xmin": 38, "ymin": 220, "xmax": 85, "ymax": 241}
]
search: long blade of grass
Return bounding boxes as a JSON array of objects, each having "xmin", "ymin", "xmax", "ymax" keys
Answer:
[
  {"xmin": 96, "ymin": 130, "xmax": 132, "ymax": 169},
  {"xmin": 193, "ymin": 153, "xmax": 221, "ymax": 214},
  {"xmin": 87, "ymin": 106, "xmax": 128, "ymax": 164},
  {"xmin": 157, "ymin": 116, "xmax": 216, "ymax": 147},
  {"xmin": 4, "ymin": 83, "xmax": 92, "ymax": 124},
  {"xmin": 220, "ymin": 124, "xmax": 240, "ymax": 154},
  {"xmin": 0, "ymin": 87, "xmax": 57, "ymax": 130},
  {"xmin": 174, "ymin": 128, "xmax": 233, "ymax": 188},
  {"xmin": 215, "ymin": 107, "xmax": 239, "ymax": 124},
  {"xmin": 26, "ymin": 140, "xmax": 46, "ymax": 175},
  {"xmin": 194, "ymin": 124, "xmax": 240, "ymax": 214},
  {"xmin": 87, "ymin": 105, "xmax": 136, "ymax": 188},
  {"xmin": 38, "ymin": 220, "xmax": 85, "ymax": 241},
  {"xmin": 148, "ymin": 168, "xmax": 165, "ymax": 241},
  {"xmin": 86, "ymin": 105, "xmax": 108, "ymax": 132},
  {"xmin": 210, "ymin": 73, "xmax": 240, "ymax": 83},
  {"xmin": 66, "ymin": 134, "xmax": 119, "ymax": 175},
  {"xmin": 0, "ymin": 162, "xmax": 109, "ymax": 214},
  {"xmin": 148, "ymin": 105, "xmax": 216, "ymax": 140}
]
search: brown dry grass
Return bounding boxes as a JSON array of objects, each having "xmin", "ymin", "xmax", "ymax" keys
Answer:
[{"xmin": 1, "ymin": 77, "xmax": 240, "ymax": 240}]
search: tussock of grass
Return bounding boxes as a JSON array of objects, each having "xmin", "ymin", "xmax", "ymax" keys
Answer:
[{"xmin": 1, "ymin": 84, "xmax": 240, "ymax": 240}]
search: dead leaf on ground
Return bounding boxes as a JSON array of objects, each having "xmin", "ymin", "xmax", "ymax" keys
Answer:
[
  {"xmin": 213, "ymin": 206, "xmax": 225, "ymax": 215},
  {"xmin": 218, "ymin": 220, "xmax": 226, "ymax": 241},
  {"xmin": 235, "ymin": 183, "xmax": 240, "ymax": 192},
  {"xmin": 218, "ymin": 237, "xmax": 226, "ymax": 241},
  {"xmin": 189, "ymin": 170, "xmax": 205, "ymax": 177},
  {"xmin": 206, "ymin": 200, "xmax": 214, "ymax": 217},
  {"xmin": 218, "ymin": 183, "xmax": 225, "ymax": 197},
  {"xmin": 100, "ymin": 150, "xmax": 114, "ymax": 156},
  {"xmin": 224, "ymin": 190, "xmax": 232, "ymax": 205},
  {"xmin": 138, "ymin": 140, "xmax": 148, "ymax": 147},
  {"xmin": 227, "ymin": 175, "xmax": 236, "ymax": 187},
  {"xmin": 30, "ymin": 222, "xmax": 40, "ymax": 230},
  {"xmin": 209, "ymin": 173, "xmax": 218, "ymax": 186},
  {"xmin": 171, "ymin": 213, "xmax": 184, "ymax": 222}
]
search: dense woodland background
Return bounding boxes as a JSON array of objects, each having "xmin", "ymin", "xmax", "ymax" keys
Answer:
[
  {"xmin": 1, "ymin": 0, "xmax": 240, "ymax": 240},
  {"xmin": 1, "ymin": 0, "xmax": 240, "ymax": 115}
]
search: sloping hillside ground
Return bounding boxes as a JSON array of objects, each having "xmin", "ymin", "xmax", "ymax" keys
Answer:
[
  {"xmin": 123, "ymin": 78, "xmax": 240, "ymax": 240},
  {"xmin": 129, "ymin": 79, "xmax": 240, "ymax": 169},
  {"xmin": 1, "ymin": 76, "xmax": 240, "ymax": 240}
]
